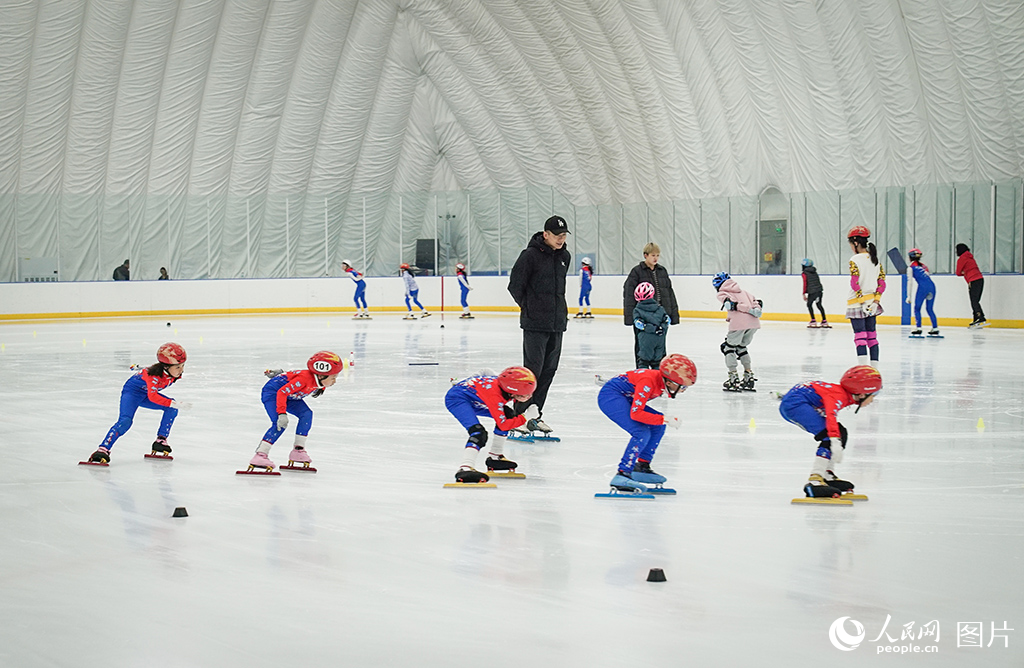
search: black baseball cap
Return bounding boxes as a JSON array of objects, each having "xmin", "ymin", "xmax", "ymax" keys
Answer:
[{"xmin": 544, "ymin": 215, "xmax": 570, "ymax": 234}]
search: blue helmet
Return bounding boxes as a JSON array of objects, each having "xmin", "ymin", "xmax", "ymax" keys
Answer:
[
  {"xmin": 801, "ymin": 258, "xmax": 813, "ymax": 267},
  {"xmin": 712, "ymin": 272, "xmax": 730, "ymax": 289}
]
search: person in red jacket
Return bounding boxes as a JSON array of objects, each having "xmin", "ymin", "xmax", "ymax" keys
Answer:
[
  {"xmin": 955, "ymin": 243, "xmax": 987, "ymax": 328},
  {"xmin": 779, "ymin": 365, "xmax": 882, "ymax": 498}
]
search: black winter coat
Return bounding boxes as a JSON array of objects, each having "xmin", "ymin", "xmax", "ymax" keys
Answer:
[
  {"xmin": 623, "ymin": 262, "xmax": 679, "ymax": 326},
  {"xmin": 802, "ymin": 265, "xmax": 822, "ymax": 295},
  {"xmin": 508, "ymin": 231, "xmax": 571, "ymax": 332}
]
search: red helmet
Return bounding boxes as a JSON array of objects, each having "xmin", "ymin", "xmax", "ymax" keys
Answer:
[
  {"xmin": 157, "ymin": 342, "xmax": 186, "ymax": 365},
  {"xmin": 307, "ymin": 351, "xmax": 343, "ymax": 376},
  {"xmin": 497, "ymin": 366, "xmax": 537, "ymax": 397},
  {"xmin": 400, "ymin": 263, "xmax": 410, "ymax": 270},
  {"xmin": 847, "ymin": 225, "xmax": 871, "ymax": 240},
  {"xmin": 840, "ymin": 365, "xmax": 882, "ymax": 394},
  {"xmin": 456, "ymin": 263, "xmax": 466, "ymax": 271},
  {"xmin": 634, "ymin": 282, "xmax": 655, "ymax": 301},
  {"xmin": 908, "ymin": 248, "xmax": 923, "ymax": 261},
  {"xmin": 660, "ymin": 354, "xmax": 696, "ymax": 387}
]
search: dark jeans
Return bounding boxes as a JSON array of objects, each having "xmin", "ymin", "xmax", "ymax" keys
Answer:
[
  {"xmin": 806, "ymin": 292, "xmax": 825, "ymax": 319},
  {"xmin": 968, "ymin": 279, "xmax": 985, "ymax": 322},
  {"xmin": 521, "ymin": 330, "xmax": 563, "ymax": 415}
]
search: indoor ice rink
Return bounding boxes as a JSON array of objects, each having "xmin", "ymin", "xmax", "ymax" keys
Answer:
[
  {"xmin": 3, "ymin": 0, "xmax": 1024, "ymax": 666},
  {"xmin": 0, "ymin": 313, "xmax": 1021, "ymax": 666}
]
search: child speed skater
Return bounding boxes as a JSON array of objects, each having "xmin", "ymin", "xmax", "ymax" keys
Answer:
[
  {"xmin": 713, "ymin": 272, "xmax": 762, "ymax": 392},
  {"xmin": 342, "ymin": 260, "xmax": 369, "ymax": 318},
  {"xmin": 906, "ymin": 248, "xmax": 939, "ymax": 336},
  {"xmin": 632, "ymin": 282, "xmax": 670, "ymax": 369},
  {"xmin": 598, "ymin": 354, "xmax": 697, "ymax": 493},
  {"xmin": 575, "ymin": 257, "xmax": 593, "ymax": 318},
  {"xmin": 400, "ymin": 263, "xmax": 430, "ymax": 319},
  {"xmin": 245, "ymin": 351, "xmax": 344, "ymax": 473},
  {"xmin": 456, "ymin": 262, "xmax": 473, "ymax": 319},
  {"xmin": 801, "ymin": 258, "xmax": 829, "ymax": 328},
  {"xmin": 846, "ymin": 226, "xmax": 886, "ymax": 366},
  {"xmin": 778, "ymin": 365, "xmax": 882, "ymax": 498},
  {"xmin": 85, "ymin": 343, "xmax": 191, "ymax": 464},
  {"xmin": 445, "ymin": 366, "xmax": 540, "ymax": 483}
]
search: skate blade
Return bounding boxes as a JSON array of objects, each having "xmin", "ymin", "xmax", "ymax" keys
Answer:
[
  {"xmin": 648, "ymin": 487, "xmax": 676, "ymax": 495},
  {"xmin": 595, "ymin": 491, "xmax": 655, "ymax": 499},
  {"xmin": 531, "ymin": 435, "xmax": 561, "ymax": 442},
  {"xmin": 487, "ymin": 472, "xmax": 525, "ymax": 479},
  {"xmin": 144, "ymin": 453, "xmax": 173, "ymax": 460},
  {"xmin": 280, "ymin": 465, "xmax": 317, "ymax": 472},
  {"xmin": 791, "ymin": 497, "xmax": 853, "ymax": 505},
  {"xmin": 78, "ymin": 461, "xmax": 109, "ymax": 467},
  {"xmin": 508, "ymin": 432, "xmax": 535, "ymax": 443},
  {"xmin": 841, "ymin": 493, "xmax": 868, "ymax": 501},
  {"xmin": 443, "ymin": 482, "xmax": 497, "ymax": 489},
  {"xmin": 236, "ymin": 469, "xmax": 281, "ymax": 476}
]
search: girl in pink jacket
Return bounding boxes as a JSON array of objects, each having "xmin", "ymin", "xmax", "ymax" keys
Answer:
[{"xmin": 713, "ymin": 272, "xmax": 762, "ymax": 392}]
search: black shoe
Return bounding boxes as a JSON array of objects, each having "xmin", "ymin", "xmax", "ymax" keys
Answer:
[
  {"xmin": 455, "ymin": 468, "xmax": 490, "ymax": 483},
  {"xmin": 89, "ymin": 448, "xmax": 111, "ymax": 464},
  {"xmin": 151, "ymin": 438, "xmax": 172, "ymax": 455},
  {"xmin": 485, "ymin": 455, "xmax": 517, "ymax": 471}
]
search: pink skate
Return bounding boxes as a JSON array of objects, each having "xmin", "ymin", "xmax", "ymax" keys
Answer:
[
  {"xmin": 281, "ymin": 446, "xmax": 317, "ymax": 473},
  {"xmin": 236, "ymin": 451, "xmax": 281, "ymax": 476}
]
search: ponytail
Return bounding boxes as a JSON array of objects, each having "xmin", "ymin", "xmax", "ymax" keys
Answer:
[
  {"xmin": 868, "ymin": 242, "xmax": 878, "ymax": 266},
  {"xmin": 145, "ymin": 361, "xmax": 169, "ymax": 377}
]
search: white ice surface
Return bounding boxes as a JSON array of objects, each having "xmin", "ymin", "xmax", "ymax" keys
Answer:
[{"xmin": 0, "ymin": 314, "xmax": 1022, "ymax": 667}]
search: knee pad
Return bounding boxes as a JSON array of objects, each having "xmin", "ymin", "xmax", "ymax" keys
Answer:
[
  {"xmin": 736, "ymin": 347, "xmax": 749, "ymax": 360},
  {"xmin": 720, "ymin": 341, "xmax": 737, "ymax": 356},
  {"xmin": 467, "ymin": 424, "xmax": 488, "ymax": 450},
  {"xmin": 815, "ymin": 445, "xmax": 833, "ymax": 460}
]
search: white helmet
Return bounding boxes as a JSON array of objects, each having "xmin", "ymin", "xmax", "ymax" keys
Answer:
[
  {"xmin": 342, "ymin": 259, "xmax": 353, "ymax": 267},
  {"xmin": 582, "ymin": 257, "xmax": 592, "ymax": 265}
]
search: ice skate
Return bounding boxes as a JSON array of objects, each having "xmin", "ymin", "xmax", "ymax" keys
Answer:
[
  {"xmin": 910, "ymin": 328, "xmax": 923, "ymax": 337},
  {"xmin": 145, "ymin": 436, "xmax": 173, "ymax": 460},
  {"xmin": 741, "ymin": 370, "xmax": 757, "ymax": 392},
  {"xmin": 820, "ymin": 320, "xmax": 832, "ymax": 328},
  {"xmin": 459, "ymin": 312, "xmax": 474, "ymax": 319},
  {"xmin": 723, "ymin": 371, "xmax": 742, "ymax": 392},
  {"xmin": 419, "ymin": 311, "xmax": 431, "ymax": 318},
  {"xmin": 237, "ymin": 451, "xmax": 280, "ymax": 475},
  {"xmin": 485, "ymin": 454, "xmax": 525, "ymax": 479},
  {"xmin": 443, "ymin": 467, "xmax": 496, "ymax": 488},
  {"xmin": 807, "ymin": 320, "xmax": 819, "ymax": 328},
  {"xmin": 595, "ymin": 472, "xmax": 655, "ymax": 499},
  {"xmin": 525, "ymin": 418, "xmax": 560, "ymax": 442},
  {"xmin": 927, "ymin": 328, "xmax": 943, "ymax": 338},
  {"xmin": 403, "ymin": 312, "xmax": 417, "ymax": 320},
  {"xmin": 632, "ymin": 461, "xmax": 676, "ymax": 494},
  {"xmin": 574, "ymin": 311, "xmax": 584, "ymax": 319},
  {"xmin": 825, "ymin": 470, "xmax": 867, "ymax": 501},
  {"xmin": 584, "ymin": 312, "xmax": 594, "ymax": 319},
  {"xmin": 790, "ymin": 474, "xmax": 852, "ymax": 505},
  {"xmin": 80, "ymin": 446, "xmax": 110, "ymax": 466},
  {"xmin": 281, "ymin": 445, "xmax": 317, "ymax": 472}
]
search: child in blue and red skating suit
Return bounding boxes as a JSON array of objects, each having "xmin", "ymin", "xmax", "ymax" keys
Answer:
[
  {"xmin": 598, "ymin": 354, "xmax": 697, "ymax": 493},
  {"xmin": 246, "ymin": 351, "xmax": 344, "ymax": 472},
  {"xmin": 906, "ymin": 248, "xmax": 939, "ymax": 337},
  {"xmin": 86, "ymin": 343, "xmax": 191, "ymax": 464},
  {"xmin": 575, "ymin": 257, "xmax": 593, "ymax": 318},
  {"xmin": 445, "ymin": 366, "xmax": 540, "ymax": 483},
  {"xmin": 342, "ymin": 260, "xmax": 369, "ymax": 318},
  {"xmin": 456, "ymin": 262, "xmax": 473, "ymax": 319},
  {"xmin": 779, "ymin": 365, "xmax": 882, "ymax": 498},
  {"xmin": 400, "ymin": 263, "xmax": 429, "ymax": 320}
]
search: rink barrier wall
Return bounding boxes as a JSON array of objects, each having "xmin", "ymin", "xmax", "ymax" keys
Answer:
[{"xmin": 1, "ymin": 274, "xmax": 1022, "ymax": 327}]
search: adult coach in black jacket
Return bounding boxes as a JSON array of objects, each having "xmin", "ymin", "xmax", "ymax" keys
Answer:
[
  {"xmin": 508, "ymin": 215, "xmax": 571, "ymax": 434},
  {"xmin": 623, "ymin": 242, "xmax": 679, "ymax": 368}
]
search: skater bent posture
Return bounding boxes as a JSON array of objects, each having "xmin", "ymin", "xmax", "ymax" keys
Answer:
[
  {"xmin": 598, "ymin": 354, "xmax": 696, "ymax": 493},
  {"xmin": 576, "ymin": 257, "xmax": 593, "ymax": 318},
  {"xmin": 87, "ymin": 343, "xmax": 191, "ymax": 464},
  {"xmin": 632, "ymin": 282, "xmax": 670, "ymax": 369},
  {"xmin": 955, "ymin": 243, "xmax": 986, "ymax": 327},
  {"xmin": 342, "ymin": 260, "xmax": 369, "ymax": 318},
  {"xmin": 248, "ymin": 351, "xmax": 344, "ymax": 472},
  {"xmin": 713, "ymin": 272, "xmax": 762, "ymax": 391},
  {"xmin": 401, "ymin": 263, "xmax": 429, "ymax": 319},
  {"xmin": 846, "ymin": 226, "xmax": 886, "ymax": 366},
  {"xmin": 445, "ymin": 366, "xmax": 539, "ymax": 483},
  {"xmin": 906, "ymin": 249, "xmax": 939, "ymax": 336},
  {"xmin": 456, "ymin": 263, "xmax": 473, "ymax": 318},
  {"xmin": 779, "ymin": 365, "xmax": 881, "ymax": 498},
  {"xmin": 801, "ymin": 259, "xmax": 828, "ymax": 328}
]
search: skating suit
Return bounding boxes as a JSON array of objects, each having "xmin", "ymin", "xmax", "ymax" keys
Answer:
[
  {"xmin": 598, "ymin": 369, "xmax": 668, "ymax": 473},
  {"xmin": 778, "ymin": 382, "xmax": 856, "ymax": 441},
  {"xmin": 457, "ymin": 271, "xmax": 471, "ymax": 309},
  {"xmin": 579, "ymin": 265, "xmax": 592, "ymax": 307},
  {"xmin": 402, "ymin": 270, "xmax": 424, "ymax": 310},
  {"xmin": 345, "ymin": 267, "xmax": 367, "ymax": 309},
  {"xmin": 445, "ymin": 376, "xmax": 527, "ymax": 437},
  {"xmin": 261, "ymin": 370, "xmax": 324, "ymax": 443},
  {"xmin": 910, "ymin": 261, "xmax": 937, "ymax": 329},
  {"xmin": 100, "ymin": 368, "xmax": 179, "ymax": 449}
]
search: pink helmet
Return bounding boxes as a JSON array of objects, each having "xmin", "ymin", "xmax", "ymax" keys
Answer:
[{"xmin": 634, "ymin": 282, "xmax": 655, "ymax": 302}]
